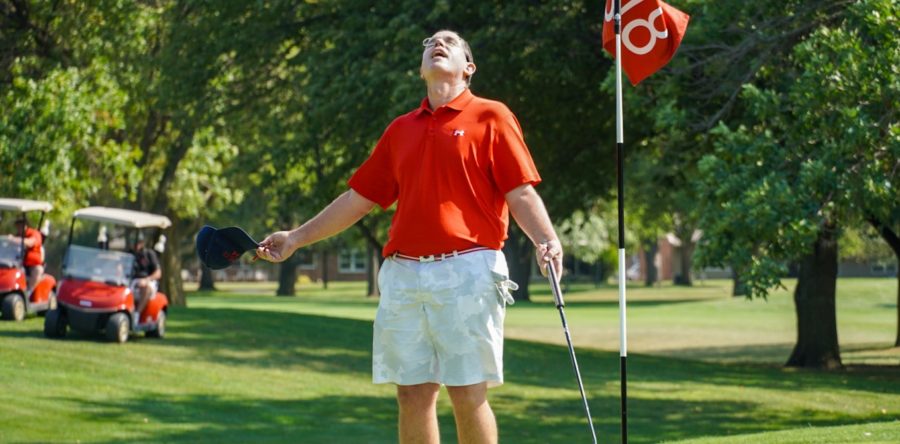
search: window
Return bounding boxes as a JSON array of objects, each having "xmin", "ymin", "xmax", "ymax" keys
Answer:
[{"xmin": 339, "ymin": 249, "xmax": 367, "ymax": 273}]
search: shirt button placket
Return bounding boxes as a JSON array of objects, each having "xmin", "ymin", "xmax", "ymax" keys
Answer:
[{"xmin": 426, "ymin": 115, "xmax": 436, "ymax": 148}]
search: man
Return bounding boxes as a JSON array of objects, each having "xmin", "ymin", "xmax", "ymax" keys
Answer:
[
  {"xmin": 130, "ymin": 233, "xmax": 161, "ymax": 325},
  {"xmin": 257, "ymin": 30, "xmax": 563, "ymax": 444},
  {"xmin": 11, "ymin": 215, "xmax": 43, "ymax": 294}
]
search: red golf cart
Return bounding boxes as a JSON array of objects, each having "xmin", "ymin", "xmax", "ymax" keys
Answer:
[
  {"xmin": 0, "ymin": 198, "xmax": 57, "ymax": 321},
  {"xmin": 44, "ymin": 207, "xmax": 171, "ymax": 343}
]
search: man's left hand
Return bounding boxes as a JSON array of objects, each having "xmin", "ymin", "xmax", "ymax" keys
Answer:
[{"xmin": 536, "ymin": 240, "xmax": 563, "ymax": 281}]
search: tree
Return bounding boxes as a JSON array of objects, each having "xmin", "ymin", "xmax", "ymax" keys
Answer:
[
  {"xmin": 0, "ymin": 61, "xmax": 139, "ymax": 213},
  {"xmin": 695, "ymin": 0, "xmax": 899, "ymax": 368},
  {"xmin": 1, "ymin": 1, "xmax": 277, "ymax": 305},
  {"xmin": 234, "ymin": 0, "xmax": 617, "ymax": 300},
  {"xmin": 618, "ymin": 0, "xmax": 855, "ymax": 288}
]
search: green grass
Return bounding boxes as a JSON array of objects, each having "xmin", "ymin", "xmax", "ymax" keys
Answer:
[{"xmin": 0, "ymin": 278, "xmax": 897, "ymax": 443}]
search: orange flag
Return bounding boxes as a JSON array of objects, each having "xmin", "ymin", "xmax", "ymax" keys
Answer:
[{"xmin": 603, "ymin": 0, "xmax": 690, "ymax": 85}]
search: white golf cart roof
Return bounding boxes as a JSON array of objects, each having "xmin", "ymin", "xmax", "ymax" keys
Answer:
[
  {"xmin": 0, "ymin": 198, "xmax": 53, "ymax": 212},
  {"xmin": 73, "ymin": 207, "xmax": 172, "ymax": 229}
]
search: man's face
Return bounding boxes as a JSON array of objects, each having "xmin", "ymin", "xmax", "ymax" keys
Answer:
[
  {"xmin": 14, "ymin": 221, "xmax": 24, "ymax": 235},
  {"xmin": 420, "ymin": 31, "xmax": 474, "ymax": 83}
]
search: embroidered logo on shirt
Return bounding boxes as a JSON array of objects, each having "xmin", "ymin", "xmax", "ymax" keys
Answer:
[{"xmin": 453, "ymin": 129, "xmax": 465, "ymax": 137}]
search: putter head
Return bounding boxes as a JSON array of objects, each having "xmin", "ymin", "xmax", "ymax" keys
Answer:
[{"xmin": 196, "ymin": 225, "xmax": 260, "ymax": 270}]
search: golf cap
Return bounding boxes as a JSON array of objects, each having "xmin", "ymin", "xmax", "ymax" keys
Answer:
[{"xmin": 196, "ymin": 225, "xmax": 259, "ymax": 270}]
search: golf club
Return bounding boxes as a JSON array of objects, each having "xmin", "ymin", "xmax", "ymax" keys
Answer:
[{"xmin": 547, "ymin": 261, "xmax": 598, "ymax": 444}]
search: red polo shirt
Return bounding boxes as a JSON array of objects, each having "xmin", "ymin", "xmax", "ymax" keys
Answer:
[
  {"xmin": 349, "ymin": 89, "xmax": 541, "ymax": 257},
  {"xmin": 23, "ymin": 227, "xmax": 43, "ymax": 267}
]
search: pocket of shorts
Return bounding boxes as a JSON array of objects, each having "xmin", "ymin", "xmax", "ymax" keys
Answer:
[{"xmin": 483, "ymin": 251, "xmax": 517, "ymax": 306}]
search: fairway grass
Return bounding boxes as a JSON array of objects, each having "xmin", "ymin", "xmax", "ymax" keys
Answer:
[{"xmin": 0, "ymin": 278, "xmax": 896, "ymax": 443}]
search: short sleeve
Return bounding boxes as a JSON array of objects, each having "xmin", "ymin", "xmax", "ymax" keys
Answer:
[
  {"xmin": 26, "ymin": 228, "xmax": 42, "ymax": 250},
  {"xmin": 348, "ymin": 126, "xmax": 399, "ymax": 209},
  {"xmin": 491, "ymin": 108, "xmax": 541, "ymax": 194}
]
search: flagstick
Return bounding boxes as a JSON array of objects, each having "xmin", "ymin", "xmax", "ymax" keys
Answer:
[{"xmin": 614, "ymin": 1, "xmax": 629, "ymax": 443}]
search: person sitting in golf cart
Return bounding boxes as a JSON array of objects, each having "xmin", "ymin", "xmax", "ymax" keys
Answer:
[
  {"xmin": 8, "ymin": 215, "xmax": 44, "ymax": 294},
  {"xmin": 129, "ymin": 233, "xmax": 160, "ymax": 323}
]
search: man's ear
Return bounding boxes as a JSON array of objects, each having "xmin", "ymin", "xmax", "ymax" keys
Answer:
[{"xmin": 464, "ymin": 62, "xmax": 476, "ymax": 79}]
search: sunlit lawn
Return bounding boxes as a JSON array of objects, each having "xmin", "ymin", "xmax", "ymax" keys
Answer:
[{"xmin": 0, "ymin": 278, "xmax": 896, "ymax": 443}]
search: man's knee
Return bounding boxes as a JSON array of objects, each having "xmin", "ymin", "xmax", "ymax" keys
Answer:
[
  {"xmin": 397, "ymin": 383, "xmax": 440, "ymax": 411},
  {"xmin": 447, "ymin": 383, "xmax": 489, "ymax": 412}
]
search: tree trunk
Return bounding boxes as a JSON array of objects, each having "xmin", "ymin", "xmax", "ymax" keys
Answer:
[
  {"xmin": 786, "ymin": 226, "xmax": 842, "ymax": 369},
  {"xmin": 159, "ymin": 218, "xmax": 186, "ymax": 307},
  {"xmin": 866, "ymin": 217, "xmax": 900, "ymax": 347},
  {"xmin": 198, "ymin": 264, "xmax": 216, "ymax": 291},
  {"xmin": 321, "ymin": 250, "xmax": 329, "ymax": 290},
  {"xmin": 643, "ymin": 240, "xmax": 658, "ymax": 287},
  {"xmin": 356, "ymin": 223, "xmax": 384, "ymax": 297},
  {"xmin": 674, "ymin": 241, "xmax": 695, "ymax": 286},
  {"xmin": 731, "ymin": 268, "xmax": 748, "ymax": 297},
  {"xmin": 503, "ymin": 226, "xmax": 532, "ymax": 302},
  {"xmin": 151, "ymin": 128, "xmax": 194, "ymax": 307},
  {"xmin": 366, "ymin": 244, "xmax": 381, "ymax": 297},
  {"xmin": 594, "ymin": 260, "xmax": 606, "ymax": 288},
  {"xmin": 276, "ymin": 256, "xmax": 297, "ymax": 296}
]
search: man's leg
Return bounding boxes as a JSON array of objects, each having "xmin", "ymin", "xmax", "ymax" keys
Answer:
[
  {"xmin": 446, "ymin": 382, "xmax": 497, "ymax": 444},
  {"xmin": 397, "ymin": 383, "xmax": 440, "ymax": 444},
  {"xmin": 25, "ymin": 265, "xmax": 43, "ymax": 294},
  {"xmin": 133, "ymin": 280, "xmax": 151, "ymax": 324}
]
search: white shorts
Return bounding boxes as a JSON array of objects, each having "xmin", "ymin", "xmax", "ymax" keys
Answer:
[
  {"xmin": 372, "ymin": 249, "xmax": 517, "ymax": 388},
  {"xmin": 130, "ymin": 279, "xmax": 158, "ymax": 298}
]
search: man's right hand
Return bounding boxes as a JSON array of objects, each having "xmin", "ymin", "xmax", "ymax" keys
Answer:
[{"xmin": 256, "ymin": 231, "xmax": 296, "ymax": 263}]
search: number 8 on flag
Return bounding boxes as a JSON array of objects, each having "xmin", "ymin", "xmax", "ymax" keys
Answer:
[{"xmin": 603, "ymin": 0, "xmax": 690, "ymax": 85}]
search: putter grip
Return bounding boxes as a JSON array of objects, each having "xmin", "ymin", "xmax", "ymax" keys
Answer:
[{"xmin": 548, "ymin": 263, "xmax": 565, "ymax": 308}]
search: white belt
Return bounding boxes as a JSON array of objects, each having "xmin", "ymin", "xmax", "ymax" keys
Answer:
[{"xmin": 392, "ymin": 246, "xmax": 491, "ymax": 263}]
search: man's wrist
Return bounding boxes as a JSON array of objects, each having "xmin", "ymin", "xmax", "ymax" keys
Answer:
[{"xmin": 287, "ymin": 229, "xmax": 304, "ymax": 253}]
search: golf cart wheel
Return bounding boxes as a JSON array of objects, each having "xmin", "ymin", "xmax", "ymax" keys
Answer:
[
  {"xmin": 146, "ymin": 311, "xmax": 166, "ymax": 339},
  {"xmin": 43, "ymin": 308, "xmax": 67, "ymax": 338},
  {"xmin": 106, "ymin": 312, "xmax": 130, "ymax": 343},
  {"xmin": 2, "ymin": 294, "xmax": 26, "ymax": 321}
]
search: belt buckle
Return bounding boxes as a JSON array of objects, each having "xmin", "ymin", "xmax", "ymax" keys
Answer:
[{"xmin": 419, "ymin": 255, "xmax": 436, "ymax": 263}]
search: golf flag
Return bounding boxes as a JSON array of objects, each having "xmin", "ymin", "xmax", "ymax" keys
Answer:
[{"xmin": 603, "ymin": 0, "xmax": 690, "ymax": 85}]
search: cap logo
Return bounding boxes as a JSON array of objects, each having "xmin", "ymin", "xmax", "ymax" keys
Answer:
[{"xmin": 223, "ymin": 250, "xmax": 240, "ymax": 261}]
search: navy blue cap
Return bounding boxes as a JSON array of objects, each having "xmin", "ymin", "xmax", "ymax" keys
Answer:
[{"xmin": 196, "ymin": 225, "xmax": 259, "ymax": 270}]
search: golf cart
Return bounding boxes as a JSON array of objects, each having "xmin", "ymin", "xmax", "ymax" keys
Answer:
[
  {"xmin": 44, "ymin": 207, "xmax": 171, "ymax": 343},
  {"xmin": 0, "ymin": 198, "xmax": 57, "ymax": 321}
]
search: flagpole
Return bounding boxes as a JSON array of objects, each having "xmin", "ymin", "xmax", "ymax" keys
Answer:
[{"xmin": 613, "ymin": 1, "xmax": 628, "ymax": 443}]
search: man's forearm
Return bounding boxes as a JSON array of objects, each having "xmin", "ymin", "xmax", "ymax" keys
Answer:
[
  {"xmin": 505, "ymin": 184, "xmax": 558, "ymax": 245},
  {"xmin": 288, "ymin": 189, "xmax": 376, "ymax": 250}
]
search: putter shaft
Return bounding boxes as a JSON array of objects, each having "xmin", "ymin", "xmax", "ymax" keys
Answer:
[{"xmin": 548, "ymin": 264, "xmax": 598, "ymax": 444}]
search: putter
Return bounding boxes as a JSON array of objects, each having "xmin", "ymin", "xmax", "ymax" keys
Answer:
[{"xmin": 548, "ymin": 262, "xmax": 598, "ymax": 444}]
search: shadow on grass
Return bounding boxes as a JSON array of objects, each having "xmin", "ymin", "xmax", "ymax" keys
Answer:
[
  {"xmin": 46, "ymin": 304, "xmax": 895, "ymax": 443},
  {"xmin": 61, "ymin": 389, "xmax": 887, "ymax": 444},
  {"xmin": 66, "ymin": 393, "xmax": 399, "ymax": 444},
  {"xmin": 0, "ymin": 324, "xmax": 119, "ymax": 342},
  {"xmin": 166, "ymin": 305, "xmax": 900, "ymax": 396}
]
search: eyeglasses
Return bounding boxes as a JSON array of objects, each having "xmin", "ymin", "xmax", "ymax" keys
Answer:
[
  {"xmin": 422, "ymin": 35, "xmax": 462, "ymax": 49},
  {"xmin": 422, "ymin": 35, "xmax": 472, "ymax": 62}
]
